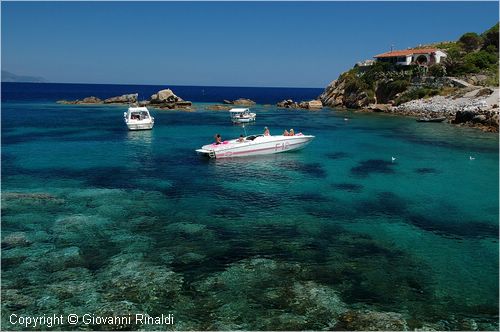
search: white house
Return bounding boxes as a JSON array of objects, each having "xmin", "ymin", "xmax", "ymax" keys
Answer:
[{"xmin": 374, "ymin": 48, "xmax": 447, "ymax": 66}]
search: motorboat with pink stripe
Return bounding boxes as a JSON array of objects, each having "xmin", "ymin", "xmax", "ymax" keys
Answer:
[{"xmin": 196, "ymin": 132, "xmax": 314, "ymax": 158}]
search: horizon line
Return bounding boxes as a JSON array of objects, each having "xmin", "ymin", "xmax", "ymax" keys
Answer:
[{"xmin": 1, "ymin": 81, "xmax": 326, "ymax": 90}]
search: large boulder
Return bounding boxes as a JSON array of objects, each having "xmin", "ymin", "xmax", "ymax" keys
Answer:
[
  {"xmin": 148, "ymin": 88, "xmax": 191, "ymax": 109},
  {"xmin": 104, "ymin": 93, "xmax": 138, "ymax": 104},
  {"xmin": 299, "ymin": 99, "xmax": 323, "ymax": 109},
  {"xmin": 150, "ymin": 89, "xmax": 183, "ymax": 104},
  {"xmin": 277, "ymin": 99, "xmax": 299, "ymax": 108}
]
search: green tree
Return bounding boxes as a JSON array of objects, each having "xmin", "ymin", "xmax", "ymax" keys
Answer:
[
  {"xmin": 458, "ymin": 32, "xmax": 483, "ymax": 52},
  {"xmin": 481, "ymin": 23, "xmax": 499, "ymax": 51}
]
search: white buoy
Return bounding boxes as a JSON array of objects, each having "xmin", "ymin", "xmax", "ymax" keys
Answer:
[
  {"xmin": 391, "ymin": 157, "xmax": 396, "ymax": 163},
  {"xmin": 469, "ymin": 156, "xmax": 475, "ymax": 160}
]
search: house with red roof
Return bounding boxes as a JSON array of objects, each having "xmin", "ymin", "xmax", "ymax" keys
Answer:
[{"xmin": 374, "ymin": 48, "xmax": 447, "ymax": 66}]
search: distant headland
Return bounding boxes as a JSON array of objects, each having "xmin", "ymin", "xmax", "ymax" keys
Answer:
[{"xmin": 1, "ymin": 70, "xmax": 47, "ymax": 83}]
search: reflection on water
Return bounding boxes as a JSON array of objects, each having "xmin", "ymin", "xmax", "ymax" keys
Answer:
[{"xmin": 126, "ymin": 129, "xmax": 153, "ymax": 145}]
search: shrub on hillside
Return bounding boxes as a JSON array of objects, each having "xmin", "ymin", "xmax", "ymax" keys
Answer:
[
  {"xmin": 376, "ymin": 80, "xmax": 410, "ymax": 103},
  {"xmin": 394, "ymin": 87, "xmax": 440, "ymax": 105},
  {"xmin": 464, "ymin": 50, "xmax": 498, "ymax": 70},
  {"xmin": 458, "ymin": 32, "xmax": 483, "ymax": 52},
  {"xmin": 428, "ymin": 64, "xmax": 446, "ymax": 77}
]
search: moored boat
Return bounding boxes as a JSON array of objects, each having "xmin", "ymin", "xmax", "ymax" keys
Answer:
[
  {"xmin": 196, "ymin": 132, "xmax": 314, "ymax": 159},
  {"xmin": 416, "ymin": 117, "xmax": 446, "ymax": 123},
  {"xmin": 124, "ymin": 106, "xmax": 154, "ymax": 130},
  {"xmin": 229, "ymin": 108, "xmax": 256, "ymax": 123}
]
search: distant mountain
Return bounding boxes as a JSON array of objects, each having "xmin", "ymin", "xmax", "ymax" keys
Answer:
[{"xmin": 1, "ymin": 70, "xmax": 47, "ymax": 83}]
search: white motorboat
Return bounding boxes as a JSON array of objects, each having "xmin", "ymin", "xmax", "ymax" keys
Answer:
[
  {"xmin": 196, "ymin": 133, "xmax": 315, "ymax": 159},
  {"xmin": 124, "ymin": 106, "xmax": 154, "ymax": 131},
  {"xmin": 229, "ymin": 108, "xmax": 256, "ymax": 123}
]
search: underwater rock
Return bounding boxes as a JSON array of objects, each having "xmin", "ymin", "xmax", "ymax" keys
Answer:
[
  {"xmin": 1, "ymin": 289, "xmax": 33, "ymax": 310},
  {"xmin": 2, "ymin": 232, "xmax": 31, "ymax": 248},
  {"xmin": 351, "ymin": 159, "xmax": 396, "ymax": 177},
  {"xmin": 325, "ymin": 151, "xmax": 350, "ymax": 159},
  {"xmin": 333, "ymin": 183, "xmax": 363, "ymax": 192},
  {"xmin": 179, "ymin": 252, "xmax": 207, "ymax": 264},
  {"xmin": 196, "ymin": 258, "xmax": 347, "ymax": 330},
  {"xmin": 97, "ymin": 253, "xmax": 183, "ymax": 309},
  {"xmin": 337, "ymin": 309, "xmax": 409, "ymax": 331},
  {"xmin": 165, "ymin": 222, "xmax": 208, "ymax": 235},
  {"xmin": 205, "ymin": 104, "xmax": 232, "ymax": 111},
  {"xmin": 415, "ymin": 167, "xmax": 438, "ymax": 174},
  {"xmin": 43, "ymin": 246, "xmax": 84, "ymax": 272},
  {"xmin": 3, "ymin": 192, "xmax": 56, "ymax": 199},
  {"xmin": 2, "ymin": 247, "xmax": 29, "ymax": 267}
]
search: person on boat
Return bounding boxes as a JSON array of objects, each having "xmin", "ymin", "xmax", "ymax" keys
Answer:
[
  {"xmin": 238, "ymin": 134, "xmax": 245, "ymax": 142},
  {"xmin": 283, "ymin": 129, "xmax": 289, "ymax": 136},
  {"xmin": 264, "ymin": 127, "xmax": 270, "ymax": 136},
  {"xmin": 215, "ymin": 134, "xmax": 222, "ymax": 145},
  {"xmin": 289, "ymin": 129, "xmax": 295, "ymax": 136}
]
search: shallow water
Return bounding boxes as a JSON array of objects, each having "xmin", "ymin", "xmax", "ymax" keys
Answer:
[{"xmin": 1, "ymin": 98, "xmax": 498, "ymax": 330}]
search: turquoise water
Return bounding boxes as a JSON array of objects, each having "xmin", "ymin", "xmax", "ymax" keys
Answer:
[{"xmin": 2, "ymin": 100, "xmax": 499, "ymax": 330}]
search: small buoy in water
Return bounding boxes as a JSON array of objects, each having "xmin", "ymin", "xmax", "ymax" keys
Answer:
[
  {"xmin": 391, "ymin": 157, "xmax": 396, "ymax": 163},
  {"xmin": 344, "ymin": 118, "xmax": 349, "ymax": 121},
  {"xmin": 469, "ymin": 156, "xmax": 475, "ymax": 160}
]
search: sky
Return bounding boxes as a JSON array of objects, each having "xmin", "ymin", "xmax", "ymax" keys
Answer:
[{"xmin": 1, "ymin": 1, "xmax": 498, "ymax": 88}]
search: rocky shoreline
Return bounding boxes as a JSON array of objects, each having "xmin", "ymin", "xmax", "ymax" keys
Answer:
[{"xmin": 359, "ymin": 87, "xmax": 499, "ymax": 132}]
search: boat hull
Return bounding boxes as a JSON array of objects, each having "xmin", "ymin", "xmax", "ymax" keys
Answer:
[
  {"xmin": 126, "ymin": 122, "xmax": 154, "ymax": 130},
  {"xmin": 196, "ymin": 135, "xmax": 314, "ymax": 159}
]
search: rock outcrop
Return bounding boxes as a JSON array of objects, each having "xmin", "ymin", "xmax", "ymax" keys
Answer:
[
  {"xmin": 57, "ymin": 96, "xmax": 103, "ymax": 104},
  {"xmin": 277, "ymin": 99, "xmax": 323, "ymax": 109},
  {"xmin": 320, "ymin": 79, "xmax": 345, "ymax": 107},
  {"xmin": 149, "ymin": 89, "xmax": 192, "ymax": 109},
  {"xmin": 205, "ymin": 105, "xmax": 232, "ymax": 111},
  {"xmin": 56, "ymin": 89, "xmax": 192, "ymax": 109},
  {"xmin": 299, "ymin": 99, "xmax": 323, "ymax": 109},
  {"xmin": 224, "ymin": 98, "xmax": 256, "ymax": 106},
  {"xmin": 277, "ymin": 99, "xmax": 299, "ymax": 108},
  {"xmin": 104, "ymin": 93, "xmax": 137, "ymax": 104}
]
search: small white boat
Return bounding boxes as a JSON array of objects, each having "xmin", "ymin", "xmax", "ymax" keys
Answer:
[
  {"xmin": 196, "ymin": 133, "xmax": 315, "ymax": 159},
  {"xmin": 229, "ymin": 108, "xmax": 256, "ymax": 123},
  {"xmin": 124, "ymin": 106, "xmax": 154, "ymax": 131}
]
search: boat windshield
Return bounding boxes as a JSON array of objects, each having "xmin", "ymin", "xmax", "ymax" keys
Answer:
[
  {"xmin": 130, "ymin": 111, "xmax": 149, "ymax": 120},
  {"xmin": 245, "ymin": 135, "xmax": 263, "ymax": 141}
]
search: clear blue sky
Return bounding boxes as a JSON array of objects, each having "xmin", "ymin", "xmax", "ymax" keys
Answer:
[{"xmin": 2, "ymin": 1, "xmax": 498, "ymax": 87}]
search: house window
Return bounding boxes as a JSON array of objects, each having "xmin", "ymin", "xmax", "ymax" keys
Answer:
[{"xmin": 397, "ymin": 57, "xmax": 407, "ymax": 62}]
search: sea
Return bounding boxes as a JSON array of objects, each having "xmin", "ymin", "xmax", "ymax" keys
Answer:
[{"xmin": 1, "ymin": 82, "xmax": 499, "ymax": 330}]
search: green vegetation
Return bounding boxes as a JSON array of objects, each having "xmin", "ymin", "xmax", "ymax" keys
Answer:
[
  {"xmin": 394, "ymin": 88, "xmax": 440, "ymax": 105},
  {"xmin": 441, "ymin": 23, "xmax": 499, "ymax": 83},
  {"xmin": 339, "ymin": 23, "xmax": 499, "ymax": 107}
]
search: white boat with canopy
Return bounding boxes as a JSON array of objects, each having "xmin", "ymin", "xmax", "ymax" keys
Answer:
[
  {"xmin": 124, "ymin": 106, "xmax": 154, "ymax": 131},
  {"xmin": 229, "ymin": 108, "xmax": 256, "ymax": 123},
  {"xmin": 196, "ymin": 132, "xmax": 314, "ymax": 159}
]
